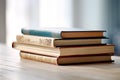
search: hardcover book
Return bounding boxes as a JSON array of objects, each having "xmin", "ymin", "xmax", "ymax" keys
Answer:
[
  {"xmin": 12, "ymin": 42, "xmax": 114, "ymax": 57},
  {"xmin": 21, "ymin": 28, "xmax": 106, "ymax": 39},
  {"xmin": 20, "ymin": 51, "xmax": 113, "ymax": 65},
  {"xmin": 16, "ymin": 35, "xmax": 107, "ymax": 47}
]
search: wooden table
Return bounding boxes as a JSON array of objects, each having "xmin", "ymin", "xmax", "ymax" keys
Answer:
[{"xmin": 0, "ymin": 44, "xmax": 120, "ymax": 80}]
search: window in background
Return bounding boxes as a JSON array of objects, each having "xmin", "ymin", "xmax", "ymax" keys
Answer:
[{"xmin": 39, "ymin": 0, "xmax": 73, "ymax": 28}]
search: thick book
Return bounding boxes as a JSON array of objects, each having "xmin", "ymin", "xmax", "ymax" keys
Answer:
[
  {"xmin": 16, "ymin": 35, "xmax": 107, "ymax": 47},
  {"xmin": 12, "ymin": 42, "xmax": 114, "ymax": 57},
  {"xmin": 21, "ymin": 28, "xmax": 106, "ymax": 39},
  {"xmin": 20, "ymin": 51, "xmax": 113, "ymax": 65}
]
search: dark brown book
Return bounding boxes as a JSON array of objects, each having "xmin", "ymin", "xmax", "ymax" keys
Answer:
[
  {"xmin": 61, "ymin": 31, "xmax": 105, "ymax": 39},
  {"xmin": 20, "ymin": 51, "xmax": 113, "ymax": 65}
]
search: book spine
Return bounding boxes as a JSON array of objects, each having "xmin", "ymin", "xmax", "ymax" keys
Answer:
[
  {"xmin": 21, "ymin": 28, "xmax": 61, "ymax": 38},
  {"xmin": 16, "ymin": 35, "xmax": 55, "ymax": 47},
  {"xmin": 20, "ymin": 51, "xmax": 58, "ymax": 65}
]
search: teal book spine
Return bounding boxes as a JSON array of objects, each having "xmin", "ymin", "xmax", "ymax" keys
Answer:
[{"xmin": 21, "ymin": 28, "xmax": 61, "ymax": 38}]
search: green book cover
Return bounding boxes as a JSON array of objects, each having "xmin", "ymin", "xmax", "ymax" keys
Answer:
[{"xmin": 21, "ymin": 28, "xmax": 61, "ymax": 38}]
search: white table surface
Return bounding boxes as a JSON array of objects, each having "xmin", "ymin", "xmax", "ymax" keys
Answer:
[{"xmin": 0, "ymin": 44, "xmax": 120, "ymax": 80}]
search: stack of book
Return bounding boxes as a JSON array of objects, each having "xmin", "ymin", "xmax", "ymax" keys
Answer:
[{"xmin": 12, "ymin": 28, "xmax": 115, "ymax": 65}]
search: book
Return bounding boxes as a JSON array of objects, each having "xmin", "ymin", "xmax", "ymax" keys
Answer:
[
  {"xmin": 16, "ymin": 35, "xmax": 107, "ymax": 47},
  {"xmin": 20, "ymin": 51, "xmax": 113, "ymax": 65},
  {"xmin": 21, "ymin": 28, "xmax": 106, "ymax": 39},
  {"xmin": 12, "ymin": 42, "xmax": 114, "ymax": 57}
]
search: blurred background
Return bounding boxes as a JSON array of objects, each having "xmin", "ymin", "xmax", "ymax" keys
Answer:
[{"xmin": 0, "ymin": 0, "xmax": 120, "ymax": 55}]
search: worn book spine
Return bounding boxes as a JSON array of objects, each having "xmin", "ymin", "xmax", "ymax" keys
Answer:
[{"xmin": 16, "ymin": 35, "xmax": 56, "ymax": 47}]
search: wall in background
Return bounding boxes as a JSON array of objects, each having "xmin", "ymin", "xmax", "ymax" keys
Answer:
[
  {"xmin": 0, "ymin": 0, "xmax": 6, "ymax": 43},
  {"xmin": 104, "ymin": 0, "xmax": 120, "ymax": 56},
  {"xmin": 72, "ymin": 0, "xmax": 105, "ymax": 29}
]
